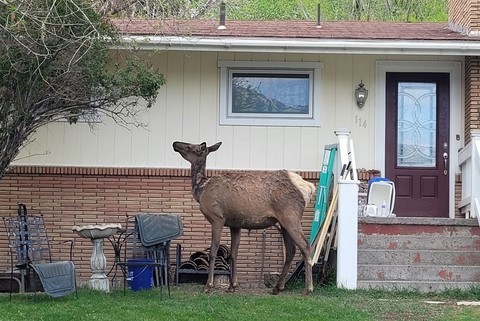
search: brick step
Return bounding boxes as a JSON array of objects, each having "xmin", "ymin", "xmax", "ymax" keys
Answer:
[
  {"xmin": 358, "ymin": 221, "xmax": 480, "ymax": 237},
  {"xmin": 358, "ymin": 264, "xmax": 480, "ymax": 282},
  {"xmin": 357, "ymin": 280, "xmax": 480, "ymax": 292},
  {"xmin": 358, "ymin": 235, "xmax": 480, "ymax": 251},
  {"xmin": 356, "ymin": 219, "xmax": 480, "ymax": 292},
  {"xmin": 358, "ymin": 249, "xmax": 480, "ymax": 266}
]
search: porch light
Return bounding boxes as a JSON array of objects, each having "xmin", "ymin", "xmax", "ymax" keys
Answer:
[{"xmin": 355, "ymin": 80, "xmax": 368, "ymax": 108}]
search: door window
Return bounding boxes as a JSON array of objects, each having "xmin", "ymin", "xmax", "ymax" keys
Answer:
[{"xmin": 397, "ymin": 82, "xmax": 437, "ymax": 168}]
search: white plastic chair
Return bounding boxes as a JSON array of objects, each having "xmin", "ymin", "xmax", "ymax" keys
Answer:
[{"xmin": 367, "ymin": 180, "xmax": 396, "ymax": 216}]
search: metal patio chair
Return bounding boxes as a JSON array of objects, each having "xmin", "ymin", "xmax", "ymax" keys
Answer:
[
  {"xmin": 115, "ymin": 213, "xmax": 183, "ymax": 297},
  {"xmin": 2, "ymin": 204, "xmax": 77, "ymax": 299}
]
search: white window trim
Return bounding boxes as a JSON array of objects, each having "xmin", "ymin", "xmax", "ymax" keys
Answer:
[{"xmin": 218, "ymin": 61, "xmax": 324, "ymax": 126}]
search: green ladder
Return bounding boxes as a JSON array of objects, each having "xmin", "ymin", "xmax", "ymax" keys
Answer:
[{"xmin": 309, "ymin": 144, "xmax": 337, "ymax": 245}]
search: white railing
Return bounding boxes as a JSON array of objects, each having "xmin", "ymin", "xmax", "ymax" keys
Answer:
[{"xmin": 458, "ymin": 131, "xmax": 480, "ymax": 220}]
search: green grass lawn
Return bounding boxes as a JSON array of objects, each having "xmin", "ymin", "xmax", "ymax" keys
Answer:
[{"xmin": 1, "ymin": 284, "xmax": 480, "ymax": 321}]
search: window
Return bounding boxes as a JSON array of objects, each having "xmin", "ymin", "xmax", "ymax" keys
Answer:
[{"xmin": 219, "ymin": 61, "xmax": 323, "ymax": 126}]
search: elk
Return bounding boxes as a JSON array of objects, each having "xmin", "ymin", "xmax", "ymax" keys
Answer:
[{"xmin": 172, "ymin": 141, "xmax": 315, "ymax": 295}]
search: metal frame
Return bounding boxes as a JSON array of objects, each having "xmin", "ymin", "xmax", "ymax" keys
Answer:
[
  {"xmin": 2, "ymin": 204, "xmax": 77, "ymax": 299},
  {"xmin": 115, "ymin": 215, "xmax": 171, "ymax": 297}
]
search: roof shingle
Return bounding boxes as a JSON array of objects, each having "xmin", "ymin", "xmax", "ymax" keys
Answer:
[{"xmin": 113, "ymin": 19, "xmax": 479, "ymax": 41}]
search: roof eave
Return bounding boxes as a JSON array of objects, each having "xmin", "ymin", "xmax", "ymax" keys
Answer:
[{"xmin": 121, "ymin": 35, "xmax": 480, "ymax": 56}]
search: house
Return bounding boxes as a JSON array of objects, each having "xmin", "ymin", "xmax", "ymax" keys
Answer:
[{"xmin": 1, "ymin": 0, "xmax": 480, "ymax": 292}]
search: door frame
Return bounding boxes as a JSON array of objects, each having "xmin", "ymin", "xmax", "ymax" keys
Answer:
[{"xmin": 375, "ymin": 60, "xmax": 462, "ymax": 218}]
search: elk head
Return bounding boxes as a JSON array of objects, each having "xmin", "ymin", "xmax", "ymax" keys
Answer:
[{"xmin": 172, "ymin": 141, "xmax": 222, "ymax": 164}]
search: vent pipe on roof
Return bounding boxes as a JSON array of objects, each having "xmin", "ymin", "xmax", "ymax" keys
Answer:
[
  {"xmin": 218, "ymin": 2, "xmax": 226, "ymax": 30},
  {"xmin": 316, "ymin": 3, "xmax": 322, "ymax": 28}
]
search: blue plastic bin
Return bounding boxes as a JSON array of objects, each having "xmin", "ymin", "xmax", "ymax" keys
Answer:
[{"xmin": 127, "ymin": 259, "xmax": 154, "ymax": 291}]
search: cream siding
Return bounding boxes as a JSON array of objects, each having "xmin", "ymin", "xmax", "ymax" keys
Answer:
[
  {"xmin": 146, "ymin": 52, "xmax": 168, "ymax": 166},
  {"xmin": 64, "ymin": 124, "xmax": 82, "ymax": 164},
  {"xmin": 14, "ymin": 52, "xmax": 462, "ymax": 172},
  {"xmin": 164, "ymin": 51, "xmax": 186, "ymax": 166}
]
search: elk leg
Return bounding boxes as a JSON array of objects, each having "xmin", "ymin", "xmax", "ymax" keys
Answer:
[
  {"xmin": 205, "ymin": 221, "xmax": 223, "ymax": 293},
  {"xmin": 289, "ymin": 230, "xmax": 313, "ymax": 295},
  {"xmin": 272, "ymin": 228, "xmax": 296, "ymax": 295},
  {"xmin": 227, "ymin": 227, "xmax": 240, "ymax": 292},
  {"xmin": 276, "ymin": 216, "xmax": 314, "ymax": 295}
]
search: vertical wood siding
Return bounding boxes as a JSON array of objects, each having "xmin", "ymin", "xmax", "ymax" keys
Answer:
[{"xmin": 14, "ymin": 52, "xmax": 459, "ymax": 172}]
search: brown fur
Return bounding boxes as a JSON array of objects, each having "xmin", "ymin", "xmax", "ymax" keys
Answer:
[{"xmin": 173, "ymin": 141, "xmax": 315, "ymax": 295}]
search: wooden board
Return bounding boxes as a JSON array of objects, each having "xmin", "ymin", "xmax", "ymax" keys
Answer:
[{"xmin": 310, "ymin": 163, "xmax": 350, "ymax": 265}]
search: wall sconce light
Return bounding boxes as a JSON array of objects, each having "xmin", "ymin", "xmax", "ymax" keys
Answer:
[{"xmin": 355, "ymin": 80, "xmax": 368, "ymax": 108}]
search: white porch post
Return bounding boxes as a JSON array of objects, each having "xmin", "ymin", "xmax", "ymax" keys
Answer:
[
  {"xmin": 335, "ymin": 129, "xmax": 360, "ymax": 289},
  {"xmin": 459, "ymin": 130, "xmax": 480, "ymax": 220},
  {"xmin": 337, "ymin": 179, "xmax": 359, "ymax": 289},
  {"xmin": 335, "ymin": 129, "xmax": 351, "ymax": 167}
]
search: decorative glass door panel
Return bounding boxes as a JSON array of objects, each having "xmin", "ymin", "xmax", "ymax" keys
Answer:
[{"xmin": 397, "ymin": 82, "xmax": 437, "ymax": 168}]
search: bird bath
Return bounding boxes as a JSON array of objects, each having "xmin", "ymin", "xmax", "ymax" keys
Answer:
[{"xmin": 72, "ymin": 223, "xmax": 122, "ymax": 292}]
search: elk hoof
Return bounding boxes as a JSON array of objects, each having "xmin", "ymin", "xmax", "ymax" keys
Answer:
[
  {"xmin": 271, "ymin": 286, "xmax": 282, "ymax": 295},
  {"xmin": 302, "ymin": 288, "xmax": 313, "ymax": 295},
  {"xmin": 227, "ymin": 282, "xmax": 238, "ymax": 293},
  {"xmin": 203, "ymin": 284, "xmax": 213, "ymax": 293}
]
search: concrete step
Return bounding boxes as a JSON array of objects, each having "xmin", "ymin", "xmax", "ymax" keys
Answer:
[
  {"xmin": 356, "ymin": 218, "xmax": 480, "ymax": 292},
  {"xmin": 358, "ymin": 249, "xmax": 480, "ymax": 266},
  {"xmin": 358, "ymin": 235, "xmax": 480, "ymax": 251},
  {"xmin": 357, "ymin": 280, "xmax": 480, "ymax": 292},
  {"xmin": 358, "ymin": 220, "xmax": 480, "ymax": 237},
  {"xmin": 358, "ymin": 264, "xmax": 480, "ymax": 282}
]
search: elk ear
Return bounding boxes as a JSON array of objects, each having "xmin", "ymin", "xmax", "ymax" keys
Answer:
[
  {"xmin": 200, "ymin": 142, "xmax": 207, "ymax": 151},
  {"xmin": 208, "ymin": 142, "xmax": 222, "ymax": 153}
]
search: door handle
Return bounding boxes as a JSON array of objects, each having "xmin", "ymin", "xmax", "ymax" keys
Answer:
[{"xmin": 443, "ymin": 152, "xmax": 448, "ymax": 175}]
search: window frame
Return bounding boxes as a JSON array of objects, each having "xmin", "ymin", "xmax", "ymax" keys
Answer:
[{"xmin": 218, "ymin": 61, "xmax": 323, "ymax": 126}]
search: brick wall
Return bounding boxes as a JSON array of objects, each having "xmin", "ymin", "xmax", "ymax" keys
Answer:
[
  {"xmin": 2, "ymin": 165, "xmax": 459, "ymax": 289},
  {"xmin": 448, "ymin": 0, "xmax": 480, "ymax": 36},
  {"xmin": 465, "ymin": 56, "xmax": 480, "ymax": 144},
  {"xmin": 0, "ymin": 166, "xmax": 319, "ymax": 288}
]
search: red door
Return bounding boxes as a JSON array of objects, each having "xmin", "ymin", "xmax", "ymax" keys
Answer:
[{"xmin": 385, "ymin": 72, "xmax": 450, "ymax": 217}]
